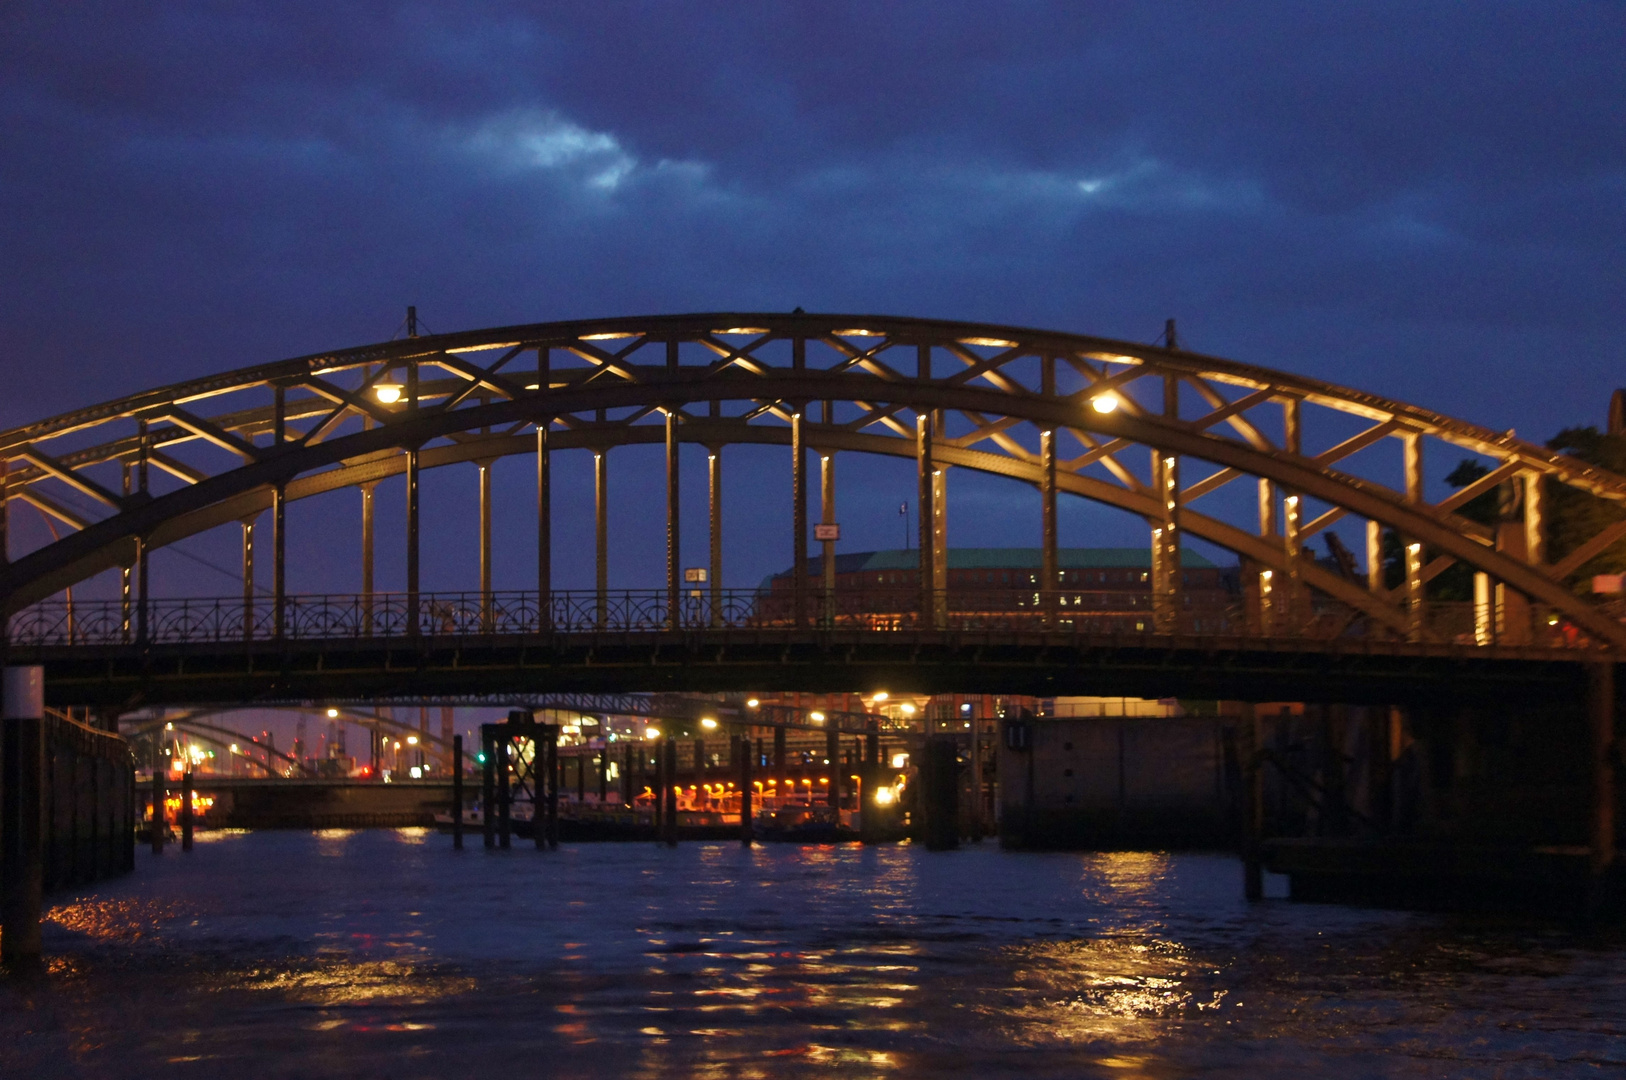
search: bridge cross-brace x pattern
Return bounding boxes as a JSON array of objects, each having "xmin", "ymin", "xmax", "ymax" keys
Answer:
[{"xmin": 0, "ymin": 311, "xmax": 1623, "ymax": 655}]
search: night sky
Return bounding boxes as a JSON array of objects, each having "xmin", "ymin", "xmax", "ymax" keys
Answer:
[{"xmin": 3, "ymin": 2, "xmax": 1624, "ymax": 602}]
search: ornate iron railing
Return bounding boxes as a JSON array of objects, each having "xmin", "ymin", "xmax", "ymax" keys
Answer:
[{"xmin": 3, "ymin": 588, "xmax": 1591, "ymax": 650}]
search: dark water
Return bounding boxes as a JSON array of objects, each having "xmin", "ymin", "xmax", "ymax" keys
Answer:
[{"xmin": 4, "ymin": 830, "xmax": 1624, "ymax": 1078}]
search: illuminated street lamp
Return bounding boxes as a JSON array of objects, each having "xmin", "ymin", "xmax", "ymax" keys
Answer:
[
  {"xmin": 700, "ymin": 717, "xmax": 718, "ymax": 730},
  {"xmin": 326, "ymin": 707, "xmax": 339, "ymax": 718},
  {"xmin": 375, "ymin": 383, "xmax": 403, "ymax": 403},
  {"xmin": 1091, "ymin": 392, "xmax": 1120, "ymax": 414}
]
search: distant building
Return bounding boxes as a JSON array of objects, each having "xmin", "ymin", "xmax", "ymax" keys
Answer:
[{"xmin": 761, "ymin": 547, "xmax": 1235, "ymax": 631}]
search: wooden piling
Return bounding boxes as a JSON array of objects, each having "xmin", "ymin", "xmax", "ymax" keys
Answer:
[
  {"xmin": 739, "ymin": 732, "xmax": 754, "ymax": 846},
  {"xmin": 1, "ymin": 666, "xmax": 45, "ymax": 966},
  {"xmin": 481, "ymin": 729, "xmax": 495, "ymax": 849},
  {"xmin": 497, "ymin": 736, "xmax": 511, "ymax": 849},
  {"xmin": 451, "ymin": 734, "xmax": 464, "ymax": 850},
  {"xmin": 180, "ymin": 770, "xmax": 193, "ymax": 852},
  {"xmin": 1590, "ymin": 660, "xmax": 1617, "ymax": 917},
  {"xmin": 663, "ymin": 736, "xmax": 678, "ymax": 847},
  {"xmin": 1240, "ymin": 703, "xmax": 1264, "ymax": 901},
  {"xmin": 546, "ymin": 725, "xmax": 559, "ymax": 851}
]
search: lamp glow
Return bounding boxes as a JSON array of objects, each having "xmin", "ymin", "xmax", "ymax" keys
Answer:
[
  {"xmin": 701, "ymin": 717, "xmax": 718, "ymax": 730},
  {"xmin": 1091, "ymin": 393, "xmax": 1121, "ymax": 414},
  {"xmin": 375, "ymin": 383, "xmax": 403, "ymax": 403}
]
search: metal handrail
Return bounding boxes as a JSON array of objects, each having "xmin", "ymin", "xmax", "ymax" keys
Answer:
[{"xmin": 3, "ymin": 588, "xmax": 1593, "ymax": 651}]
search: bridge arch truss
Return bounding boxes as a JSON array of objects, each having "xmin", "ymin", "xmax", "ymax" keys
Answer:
[{"xmin": 4, "ymin": 312, "xmax": 1624, "ymax": 653}]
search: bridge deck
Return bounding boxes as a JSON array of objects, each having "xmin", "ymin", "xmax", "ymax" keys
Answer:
[{"xmin": 18, "ymin": 625, "xmax": 1599, "ymax": 707}]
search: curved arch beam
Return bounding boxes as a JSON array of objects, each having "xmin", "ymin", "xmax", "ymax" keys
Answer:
[{"xmin": 3, "ymin": 345, "xmax": 1621, "ymax": 647}]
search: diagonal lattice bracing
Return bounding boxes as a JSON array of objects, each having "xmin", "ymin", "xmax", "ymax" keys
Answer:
[{"xmin": 1, "ymin": 312, "xmax": 1623, "ymax": 652}]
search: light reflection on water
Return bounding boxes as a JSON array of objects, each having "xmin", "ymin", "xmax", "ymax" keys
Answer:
[{"xmin": 3, "ymin": 829, "xmax": 1623, "ymax": 1077}]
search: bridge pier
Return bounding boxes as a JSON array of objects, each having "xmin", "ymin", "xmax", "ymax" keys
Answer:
[{"xmin": 1, "ymin": 667, "xmax": 45, "ymax": 967}]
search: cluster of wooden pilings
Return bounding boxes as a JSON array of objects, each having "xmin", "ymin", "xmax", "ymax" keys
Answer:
[{"xmin": 1, "ymin": 666, "xmax": 137, "ymax": 967}]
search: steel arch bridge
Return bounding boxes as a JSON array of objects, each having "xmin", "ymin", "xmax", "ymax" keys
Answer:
[{"xmin": 3, "ymin": 311, "xmax": 1622, "ymax": 707}]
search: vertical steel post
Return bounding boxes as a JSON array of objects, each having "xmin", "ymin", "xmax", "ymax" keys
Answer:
[
  {"xmin": 595, "ymin": 450, "xmax": 608, "ymax": 630},
  {"xmin": 820, "ymin": 451, "xmax": 836, "ymax": 623},
  {"xmin": 452, "ymin": 734, "xmax": 464, "ymax": 850},
  {"xmin": 1258, "ymin": 478, "xmax": 1277, "ymax": 634},
  {"xmin": 121, "ymin": 463, "xmax": 133, "ymax": 642},
  {"xmin": 136, "ymin": 422, "xmax": 150, "ymax": 645},
  {"xmin": 180, "ymin": 770, "xmax": 193, "ymax": 852},
  {"xmin": 478, "ymin": 460, "xmax": 492, "ymax": 631},
  {"xmin": 1365, "ymin": 518, "xmax": 1383, "ymax": 594},
  {"xmin": 241, "ymin": 518, "xmax": 256, "ymax": 642},
  {"xmin": 1040, "ymin": 428, "xmax": 1057, "ymax": 623},
  {"xmin": 917, "ymin": 412, "xmax": 935, "ymax": 625},
  {"xmin": 666, "ymin": 409, "xmax": 681, "ymax": 629},
  {"xmin": 537, "ymin": 424, "xmax": 551, "ymax": 629},
  {"xmin": 272, "ymin": 483, "xmax": 287, "ymax": 641},
  {"xmin": 792, "ymin": 411, "xmax": 807, "ymax": 628},
  {"xmin": 405, "ymin": 448, "xmax": 420, "ymax": 637},
  {"xmin": 708, "ymin": 448, "xmax": 723, "ymax": 626},
  {"xmin": 0, "ymin": 455, "xmax": 8, "ymax": 569},
  {"xmin": 1403, "ymin": 432, "xmax": 1425, "ymax": 642},
  {"xmin": 359, "ymin": 482, "xmax": 375, "ymax": 634},
  {"xmin": 1, "ymin": 667, "xmax": 45, "ymax": 966},
  {"xmin": 931, "ymin": 448, "xmax": 947, "ymax": 628}
]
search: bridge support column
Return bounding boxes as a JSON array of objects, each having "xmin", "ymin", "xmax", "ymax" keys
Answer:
[
  {"xmin": 1, "ymin": 667, "xmax": 45, "ymax": 968},
  {"xmin": 1040, "ymin": 428, "xmax": 1057, "ymax": 626},
  {"xmin": 1256, "ymin": 479, "xmax": 1277, "ymax": 635},
  {"xmin": 666, "ymin": 410, "xmax": 681, "ymax": 629},
  {"xmin": 1589, "ymin": 660, "xmax": 1617, "ymax": 917},
  {"xmin": 536, "ymin": 423, "xmax": 551, "ymax": 631},
  {"xmin": 708, "ymin": 447, "xmax": 722, "ymax": 626},
  {"xmin": 595, "ymin": 450, "xmax": 608, "ymax": 630}
]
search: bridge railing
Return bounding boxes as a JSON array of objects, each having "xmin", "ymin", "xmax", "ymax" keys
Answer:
[{"xmin": 4, "ymin": 588, "xmax": 1596, "ymax": 650}]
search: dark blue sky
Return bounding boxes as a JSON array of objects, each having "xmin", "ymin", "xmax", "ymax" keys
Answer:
[{"xmin": 3, "ymin": 2, "xmax": 1625, "ymax": 598}]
